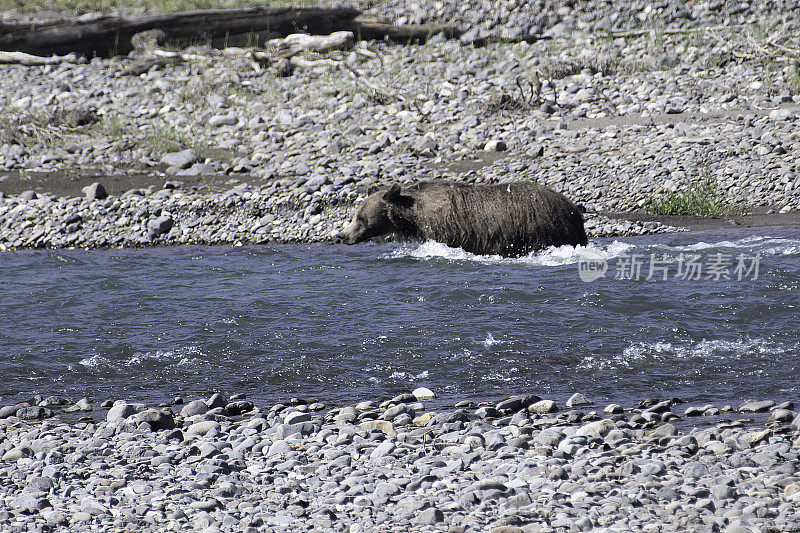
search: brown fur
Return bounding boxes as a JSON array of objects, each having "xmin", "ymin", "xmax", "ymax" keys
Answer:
[{"xmin": 338, "ymin": 182, "xmax": 587, "ymax": 257}]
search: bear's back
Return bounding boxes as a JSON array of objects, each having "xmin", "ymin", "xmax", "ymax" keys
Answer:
[{"xmin": 409, "ymin": 181, "xmax": 586, "ymax": 256}]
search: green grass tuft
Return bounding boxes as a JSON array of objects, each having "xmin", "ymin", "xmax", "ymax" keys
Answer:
[
  {"xmin": 646, "ymin": 172, "xmax": 746, "ymax": 217},
  {"xmin": 148, "ymin": 120, "xmax": 191, "ymax": 153}
]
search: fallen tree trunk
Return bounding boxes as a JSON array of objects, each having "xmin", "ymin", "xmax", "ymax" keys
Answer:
[
  {"xmin": 0, "ymin": 6, "xmax": 360, "ymax": 57},
  {"xmin": 351, "ymin": 18, "xmax": 463, "ymax": 43}
]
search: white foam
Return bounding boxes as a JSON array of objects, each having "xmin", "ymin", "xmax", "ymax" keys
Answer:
[
  {"xmin": 76, "ymin": 354, "xmax": 106, "ymax": 369},
  {"xmin": 78, "ymin": 347, "xmax": 200, "ymax": 371},
  {"xmin": 659, "ymin": 236, "xmax": 800, "ymax": 256},
  {"xmin": 580, "ymin": 338, "xmax": 792, "ymax": 370},
  {"xmin": 482, "ymin": 333, "xmax": 503, "ymax": 347},
  {"xmin": 389, "ymin": 370, "xmax": 429, "ymax": 380},
  {"xmin": 388, "ymin": 239, "xmax": 635, "ymax": 266}
]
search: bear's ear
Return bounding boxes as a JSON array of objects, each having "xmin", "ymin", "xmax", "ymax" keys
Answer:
[{"xmin": 382, "ymin": 183, "xmax": 402, "ymax": 203}]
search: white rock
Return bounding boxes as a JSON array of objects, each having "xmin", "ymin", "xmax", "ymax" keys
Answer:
[{"xmin": 412, "ymin": 387, "xmax": 436, "ymax": 400}]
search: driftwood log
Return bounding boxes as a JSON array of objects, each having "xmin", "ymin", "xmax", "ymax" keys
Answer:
[
  {"xmin": 268, "ymin": 31, "xmax": 355, "ymax": 58},
  {"xmin": 0, "ymin": 8, "xmax": 462, "ymax": 58},
  {"xmin": 0, "ymin": 6, "xmax": 360, "ymax": 57},
  {"xmin": 352, "ymin": 19, "xmax": 463, "ymax": 43},
  {"xmin": 0, "ymin": 50, "xmax": 77, "ymax": 65}
]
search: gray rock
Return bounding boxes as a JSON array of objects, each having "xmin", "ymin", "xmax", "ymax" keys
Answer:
[
  {"xmin": 769, "ymin": 109, "xmax": 795, "ymax": 120},
  {"xmin": 684, "ymin": 461, "xmax": 709, "ymax": 478},
  {"xmin": 160, "ymin": 149, "xmax": 197, "ymax": 169},
  {"xmin": 370, "ymin": 440, "xmax": 396, "ymax": 459},
  {"xmin": 739, "ymin": 400, "xmax": 775, "ymax": 413},
  {"xmin": 147, "ymin": 215, "xmax": 174, "ymax": 239},
  {"xmin": 414, "ymin": 507, "xmax": 444, "ymax": 525},
  {"xmin": 0, "ymin": 405, "xmax": 18, "ymax": 418},
  {"xmin": 266, "ymin": 440, "xmax": 292, "ymax": 457},
  {"xmin": 177, "ymin": 163, "xmax": 216, "ymax": 176},
  {"xmin": 180, "ymin": 399, "xmax": 208, "ymax": 417},
  {"xmin": 13, "ymin": 493, "xmax": 50, "ymax": 512},
  {"xmin": 107, "ymin": 402, "xmax": 139, "ymax": 422},
  {"xmin": 529, "ymin": 400, "xmax": 557, "ymax": 414},
  {"xmin": 360, "ymin": 420, "xmax": 397, "ymax": 436},
  {"xmin": 206, "ymin": 393, "xmax": 227, "ymax": 409},
  {"xmin": 82, "ymin": 182, "xmax": 108, "ymax": 200},
  {"xmin": 791, "ymin": 412, "xmax": 800, "ymax": 431},
  {"xmin": 497, "ymin": 395, "xmax": 540, "ymax": 413},
  {"xmin": 208, "ymin": 114, "xmax": 239, "ymax": 127},
  {"xmin": 135, "ymin": 408, "xmax": 175, "ymax": 430},
  {"xmin": 575, "ymin": 419, "xmax": 616, "ymax": 437},
  {"xmin": 767, "ymin": 409, "xmax": 794, "ymax": 423},
  {"xmin": 17, "ymin": 406, "xmax": 50, "ymax": 419},
  {"xmin": 284, "ymin": 411, "xmax": 312, "ymax": 425},
  {"xmin": 484, "ymin": 139, "xmax": 508, "ymax": 152},
  {"xmin": 27, "ymin": 476, "xmax": 54, "ymax": 492},
  {"xmin": 565, "ymin": 393, "xmax": 592, "ymax": 407},
  {"xmin": 185, "ymin": 420, "xmax": 220, "ymax": 436},
  {"xmin": 648, "ymin": 423, "xmax": 678, "ymax": 439},
  {"xmin": 413, "ymin": 136, "xmax": 438, "ymax": 156},
  {"xmin": 640, "ymin": 460, "xmax": 666, "ymax": 476},
  {"xmin": 63, "ymin": 397, "xmax": 92, "ymax": 412}
]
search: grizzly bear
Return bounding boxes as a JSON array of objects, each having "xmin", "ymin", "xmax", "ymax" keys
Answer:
[{"xmin": 337, "ymin": 181, "xmax": 587, "ymax": 257}]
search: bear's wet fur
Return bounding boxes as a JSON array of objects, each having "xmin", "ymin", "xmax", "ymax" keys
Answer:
[{"xmin": 338, "ymin": 181, "xmax": 588, "ymax": 257}]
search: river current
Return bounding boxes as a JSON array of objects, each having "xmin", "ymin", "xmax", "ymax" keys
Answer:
[{"xmin": 1, "ymin": 228, "xmax": 798, "ymax": 409}]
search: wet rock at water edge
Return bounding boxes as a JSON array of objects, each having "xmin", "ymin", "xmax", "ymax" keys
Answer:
[
  {"xmin": 147, "ymin": 215, "xmax": 174, "ymax": 239},
  {"xmin": 413, "ymin": 387, "xmax": 436, "ymax": 400},
  {"xmin": 738, "ymin": 400, "xmax": 775, "ymax": 413},
  {"xmin": 566, "ymin": 393, "xmax": 593, "ymax": 408}
]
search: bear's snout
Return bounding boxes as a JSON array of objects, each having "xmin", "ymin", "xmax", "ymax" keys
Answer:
[{"xmin": 335, "ymin": 230, "xmax": 356, "ymax": 245}]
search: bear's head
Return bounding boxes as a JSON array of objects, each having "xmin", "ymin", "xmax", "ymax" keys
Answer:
[{"xmin": 337, "ymin": 184, "xmax": 408, "ymax": 244}]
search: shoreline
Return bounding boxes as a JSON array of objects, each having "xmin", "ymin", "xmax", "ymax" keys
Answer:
[
  {"xmin": 1, "ymin": 390, "xmax": 798, "ymax": 531},
  {"xmin": 2, "ymin": 168, "xmax": 800, "ymax": 253},
  {"xmin": 0, "ymin": 179, "xmax": 682, "ymax": 253}
]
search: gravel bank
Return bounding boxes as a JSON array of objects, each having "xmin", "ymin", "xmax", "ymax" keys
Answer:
[
  {"xmin": 1, "ymin": 391, "xmax": 799, "ymax": 532},
  {"xmin": 5, "ymin": 2, "xmax": 800, "ymax": 249}
]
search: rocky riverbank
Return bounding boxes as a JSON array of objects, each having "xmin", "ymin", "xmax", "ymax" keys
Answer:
[
  {"xmin": 1, "ymin": 390, "xmax": 799, "ymax": 532},
  {"xmin": 0, "ymin": 180, "xmax": 672, "ymax": 251},
  {"xmin": 3, "ymin": 1, "xmax": 800, "ymax": 249}
]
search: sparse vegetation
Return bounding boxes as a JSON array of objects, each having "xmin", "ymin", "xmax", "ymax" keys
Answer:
[
  {"xmin": 646, "ymin": 170, "xmax": 746, "ymax": 217},
  {"xmin": 790, "ymin": 61, "xmax": 800, "ymax": 95},
  {"xmin": 147, "ymin": 120, "xmax": 192, "ymax": 153},
  {"xmin": 0, "ymin": 109, "xmax": 66, "ymax": 148},
  {"xmin": 100, "ymin": 113, "xmax": 128, "ymax": 142}
]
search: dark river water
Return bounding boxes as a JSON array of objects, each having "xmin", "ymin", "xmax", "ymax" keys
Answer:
[{"xmin": 1, "ymin": 228, "xmax": 799, "ymax": 409}]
